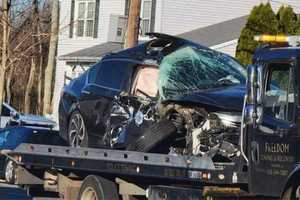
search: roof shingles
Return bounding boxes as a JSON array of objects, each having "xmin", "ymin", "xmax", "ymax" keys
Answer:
[
  {"xmin": 178, "ymin": 15, "xmax": 247, "ymax": 47},
  {"xmin": 59, "ymin": 42, "xmax": 124, "ymax": 62}
]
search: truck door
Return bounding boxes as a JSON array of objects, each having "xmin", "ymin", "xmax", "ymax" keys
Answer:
[{"xmin": 248, "ymin": 61, "xmax": 299, "ymax": 197}]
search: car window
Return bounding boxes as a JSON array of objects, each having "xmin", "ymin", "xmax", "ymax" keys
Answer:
[
  {"xmin": 94, "ymin": 60, "xmax": 133, "ymax": 91},
  {"xmin": 131, "ymin": 65, "xmax": 159, "ymax": 98},
  {"xmin": 265, "ymin": 63, "xmax": 294, "ymax": 122},
  {"xmin": 88, "ymin": 63, "xmax": 99, "ymax": 83},
  {"xmin": 1, "ymin": 105, "xmax": 11, "ymax": 116}
]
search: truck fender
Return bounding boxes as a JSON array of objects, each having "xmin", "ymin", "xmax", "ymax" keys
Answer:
[{"xmin": 281, "ymin": 165, "xmax": 300, "ymax": 198}]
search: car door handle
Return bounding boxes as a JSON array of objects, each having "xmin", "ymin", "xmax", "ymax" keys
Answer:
[
  {"xmin": 251, "ymin": 142, "xmax": 260, "ymax": 165},
  {"xmin": 82, "ymin": 90, "xmax": 91, "ymax": 95}
]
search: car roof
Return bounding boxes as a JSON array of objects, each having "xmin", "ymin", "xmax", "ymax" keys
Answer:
[
  {"xmin": 253, "ymin": 46, "xmax": 300, "ymax": 63},
  {"xmin": 102, "ymin": 33, "xmax": 210, "ymax": 62}
]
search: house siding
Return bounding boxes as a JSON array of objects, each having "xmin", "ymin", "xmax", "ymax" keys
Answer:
[
  {"xmin": 155, "ymin": 0, "xmax": 300, "ymax": 35},
  {"xmin": 53, "ymin": 0, "xmax": 125, "ymax": 119}
]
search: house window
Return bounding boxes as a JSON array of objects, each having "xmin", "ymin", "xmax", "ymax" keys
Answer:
[
  {"xmin": 125, "ymin": 0, "xmax": 155, "ymax": 36},
  {"xmin": 75, "ymin": 0, "xmax": 96, "ymax": 37},
  {"xmin": 140, "ymin": 0, "xmax": 152, "ymax": 36}
]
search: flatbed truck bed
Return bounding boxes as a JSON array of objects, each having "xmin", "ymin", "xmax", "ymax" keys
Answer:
[{"xmin": 2, "ymin": 143, "xmax": 254, "ymax": 200}]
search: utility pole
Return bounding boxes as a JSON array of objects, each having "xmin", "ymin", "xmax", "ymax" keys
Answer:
[
  {"xmin": 0, "ymin": 0, "xmax": 9, "ymax": 115},
  {"xmin": 43, "ymin": 0, "xmax": 59, "ymax": 115},
  {"xmin": 125, "ymin": 0, "xmax": 141, "ymax": 48}
]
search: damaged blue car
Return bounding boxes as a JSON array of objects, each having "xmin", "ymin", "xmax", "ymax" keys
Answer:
[{"xmin": 59, "ymin": 33, "xmax": 246, "ymax": 162}]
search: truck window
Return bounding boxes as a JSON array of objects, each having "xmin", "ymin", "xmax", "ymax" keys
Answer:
[
  {"xmin": 265, "ymin": 63, "xmax": 294, "ymax": 122},
  {"xmin": 94, "ymin": 60, "xmax": 132, "ymax": 92}
]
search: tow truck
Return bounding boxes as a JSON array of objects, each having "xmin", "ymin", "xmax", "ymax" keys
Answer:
[{"xmin": 2, "ymin": 35, "xmax": 300, "ymax": 200}]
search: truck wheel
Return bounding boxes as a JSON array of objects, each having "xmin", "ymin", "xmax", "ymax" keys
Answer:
[
  {"xmin": 126, "ymin": 120, "xmax": 177, "ymax": 153},
  {"xmin": 78, "ymin": 175, "xmax": 119, "ymax": 200},
  {"xmin": 282, "ymin": 184, "xmax": 300, "ymax": 200},
  {"xmin": 4, "ymin": 160, "xmax": 16, "ymax": 184},
  {"xmin": 68, "ymin": 111, "xmax": 88, "ymax": 148}
]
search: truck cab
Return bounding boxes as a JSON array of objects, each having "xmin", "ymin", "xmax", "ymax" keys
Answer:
[{"xmin": 244, "ymin": 36, "xmax": 300, "ymax": 198}]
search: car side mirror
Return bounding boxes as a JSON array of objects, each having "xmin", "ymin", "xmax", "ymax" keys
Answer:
[
  {"xmin": 246, "ymin": 65, "xmax": 257, "ymax": 105},
  {"xmin": 244, "ymin": 64, "xmax": 264, "ymax": 126}
]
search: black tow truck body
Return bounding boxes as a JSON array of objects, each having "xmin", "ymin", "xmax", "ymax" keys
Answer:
[
  {"xmin": 246, "ymin": 46, "xmax": 300, "ymax": 198},
  {"xmin": 3, "ymin": 39, "xmax": 300, "ymax": 200}
]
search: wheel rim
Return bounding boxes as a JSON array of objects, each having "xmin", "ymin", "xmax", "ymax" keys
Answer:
[
  {"xmin": 5, "ymin": 161, "xmax": 14, "ymax": 183},
  {"xmin": 296, "ymin": 185, "xmax": 300, "ymax": 200},
  {"xmin": 80, "ymin": 187, "xmax": 98, "ymax": 200},
  {"xmin": 69, "ymin": 113, "xmax": 86, "ymax": 147}
]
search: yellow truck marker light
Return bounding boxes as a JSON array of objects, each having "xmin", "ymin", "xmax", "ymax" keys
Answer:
[{"xmin": 254, "ymin": 35, "xmax": 300, "ymax": 47}]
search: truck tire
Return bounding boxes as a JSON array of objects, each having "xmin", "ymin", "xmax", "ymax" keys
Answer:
[
  {"xmin": 78, "ymin": 175, "xmax": 119, "ymax": 200},
  {"xmin": 282, "ymin": 184, "xmax": 300, "ymax": 200},
  {"xmin": 126, "ymin": 120, "xmax": 177, "ymax": 153}
]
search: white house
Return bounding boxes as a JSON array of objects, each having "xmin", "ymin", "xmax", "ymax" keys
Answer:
[{"xmin": 53, "ymin": 0, "xmax": 300, "ymax": 119}]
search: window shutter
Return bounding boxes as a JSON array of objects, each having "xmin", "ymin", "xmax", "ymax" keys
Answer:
[
  {"xmin": 93, "ymin": 0, "xmax": 100, "ymax": 38},
  {"xmin": 150, "ymin": 0, "xmax": 156, "ymax": 32},
  {"xmin": 69, "ymin": 0, "xmax": 75, "ymax": 38},
  {"xmin": 125, "ymin": 0, "xmax": 131, "ymax": 16}
]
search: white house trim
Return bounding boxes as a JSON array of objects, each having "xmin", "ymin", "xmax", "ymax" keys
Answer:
[{"xmin": 210, "ymin": 39, "xmax": 239, "ymax": 50}]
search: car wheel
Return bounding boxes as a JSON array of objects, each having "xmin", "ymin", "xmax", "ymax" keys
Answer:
[
  {"xmin": 68, "ymin": 111, "xmax": 88, "ymax": 147},
  {"xmin": 4, "ymin": 160, "xmax": 16, "ymax": 184}
]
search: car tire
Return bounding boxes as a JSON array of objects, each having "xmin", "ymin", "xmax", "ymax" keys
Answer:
[
  {"xmin": 77, "ymin": 175, "xmax": 119, "ymax": 200},
  {"xmin": 4, "ymin": 159, "xmax": 16, "ymax": 184},
  {"xmin": 126, "ymin": 120, "xmax": 177, "ymax": 153},
  {"xmin": 68, "ymin": 111, "xmax": 88, "ymax": 148}
]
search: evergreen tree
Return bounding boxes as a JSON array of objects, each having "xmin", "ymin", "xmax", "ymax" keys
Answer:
[
  {"xmin": 236, "ymin": 3, "xmax": 278, "ymax": 65},
  {"xmin": 277, "ymin": 5, "xmax": 297, "ymax": 34},
  {"xmin": 295, "ymin": 16, "xmax": 300, "ymax": 35}
]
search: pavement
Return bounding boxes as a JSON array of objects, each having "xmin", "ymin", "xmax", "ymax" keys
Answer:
[{"xmin": 0, "ymin": 180, "xmax": 60, "ymax": 200}]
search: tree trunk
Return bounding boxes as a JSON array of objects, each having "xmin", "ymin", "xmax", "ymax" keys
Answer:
[
  {"xmin": 37, "ymin": 53, "xmax": 43, "ymax": 114},
  {"xmin": 43, "ymin": 0, "xmax": 59, "ymax": 115},
  {"xmin": 125, "ymin": 0, "xmax": 141, "ymax": 48},
  {"xmin": 6, "ymin": 66, "xmax": 14, "ymax": 105},
  {"xmin": 0, "ymin": 0, "xmax": 9, "ymax": 114},
  {"xmin": 24, "ymin": 58, "xmax": 36, "ymax": 114},
  {"xmin": 24, "ymin": 0, "xmax": 40, "ymax": 114},
  {"xmin": 34, "ymin": 0, "xmax": 44, "ymax": 115}
]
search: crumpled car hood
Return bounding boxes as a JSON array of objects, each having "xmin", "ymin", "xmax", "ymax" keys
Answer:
[{"xmin": 169, "ymin": 85, "xmax": 245, "ymax": 111}]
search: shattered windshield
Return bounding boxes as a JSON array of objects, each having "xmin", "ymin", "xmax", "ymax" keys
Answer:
[{"xmin": 158, "ymin": 46, "xmax": 246, "ymax": 99}]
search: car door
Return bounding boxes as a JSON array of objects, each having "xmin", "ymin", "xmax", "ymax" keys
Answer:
[
  {"xmin": 79, "ymin": 59, "xmax": 133, "ymax": 144},
  {"xmin": 248, "ymin": 61, "xmax": 300, "ymax": 197}
]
